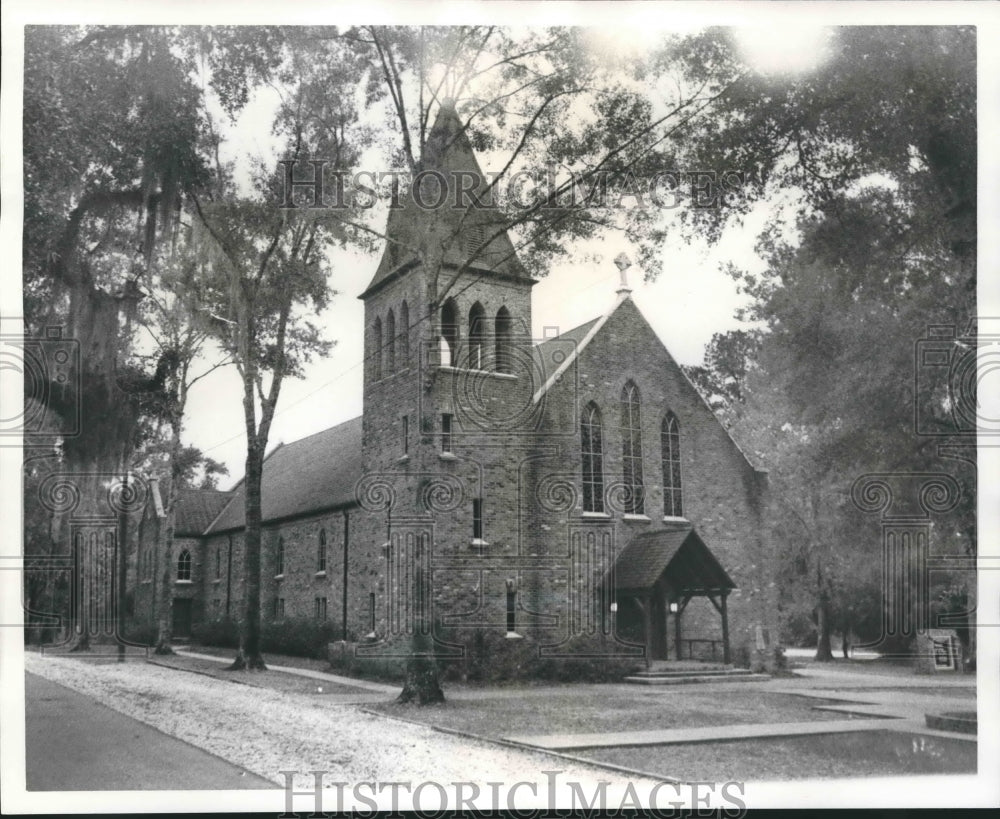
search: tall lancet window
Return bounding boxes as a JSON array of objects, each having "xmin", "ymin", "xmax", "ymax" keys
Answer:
[
  {"xmin": 372, "ymin": 316, "xmax": 383, "ymax": 380},
  {"xmin": 441, "ymin": 298, "xmax": 459, "ymax": 366},
  {"xmin": 495, "ymin": 307, "xmax": 512, "ymax": 374},
  {"xmin": 661, "ymin": 413, "xmax": 683, "ymax": 518},
  {"xmin": 385, "ymin": 308, "xmax": 396, "ymax": 374},
  {"xmin": 620, "ymin": 381, "xmax": 644, "ymax": 514},
  {"xmin": 399, "ymin": 301, "xmax": 410, "ymax": 368},
  {"xmin": 581, "ymin": 402, "xmax": 605, "ymax": 513},
  {"xmin": 468, "ymin": 302, "xmax": 486, "ymax": 369}
]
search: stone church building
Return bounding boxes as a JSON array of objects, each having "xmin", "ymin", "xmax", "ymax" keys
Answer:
[{"xmin": 133, "ymin": 107, "xmax": 777, "ymax": 669}]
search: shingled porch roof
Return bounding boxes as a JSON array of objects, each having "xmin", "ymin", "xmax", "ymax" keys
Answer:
[{"xmin": 607, "ymin": 524, "xmax": 736, "ymax": 596}]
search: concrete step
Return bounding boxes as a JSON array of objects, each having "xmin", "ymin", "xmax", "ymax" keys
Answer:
[{"xmin": 624, "ymin": 671, "xmax": 771, "ymax": 685}]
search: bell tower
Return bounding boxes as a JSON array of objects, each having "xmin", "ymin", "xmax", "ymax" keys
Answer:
[{"xmin": 358, "ymin": 103, "xmax": 535, "ymax": 479}]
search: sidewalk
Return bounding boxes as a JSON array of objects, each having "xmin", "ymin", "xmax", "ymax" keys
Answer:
[
  {"xmin": 26, "ymin": 672, "xmax": 274, "ymax": 790},
  {"xmin": 173, "ymin": 648, "xmax": 398, "ymax": 694}
]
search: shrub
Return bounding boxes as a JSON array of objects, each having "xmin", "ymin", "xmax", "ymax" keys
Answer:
[
  {"xmin": 123, "ymin": 622, "xmax": 158, "ymax": 647},
  {"xmin": 261, "ymin": 617, "xmax": 340, "ymax": 660},
  {"xmin": 328, "ymin": 638, "xmax": 407, "ymax": 682},
  {"xmin": 439, "ymin": 629, "xmax": 642, "ymax": 684},
  {"xmin": 191, "ymin": 617, "xmax": 240, "ymax": 649}
]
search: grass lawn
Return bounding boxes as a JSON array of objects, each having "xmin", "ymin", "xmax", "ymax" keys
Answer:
[
  {"xmin": 370, "ymin": 687, "xmax": 849, "ymax": 738},
  {"xmin": 147, "ymin": 654, "xmax": 376, "ymax": 697},
  {"xmin": 574, "ymin": 730, "xmax": 977, "ymax": 781}
]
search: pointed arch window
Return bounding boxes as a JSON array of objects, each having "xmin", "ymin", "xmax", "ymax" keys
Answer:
[
  {"xmin": 441, "ymin": 298, "xmax": 459, "ymax": 366},
  {"xmin": 495, "ymin": 307, "xmax": 513, "ymax": 374},
  {"xmin": 318, "ymin": 528, "xmax": 327, "ymax": 573},
  {"xmin": 661, "ymin": 413, "xmax": 683, "ymax": 517},
  {"xmin": 468, "ymin": 302, "xmax": 486, "ymax": 369},
  {"xmin": 386, "ymin": 309, "xmax": 396, "ymax": 374},
  {"xmin": 177, "ymin": 549, "xmax": 192, "ymax": 581},
  {"xmin": 276, "ymin": 537, "xmax": 285, "ymax": 577},
  {"xmin": 399, "ymin": 301, "xmax": 410, "ymax": 368},
  {"xmin": 581, "ymin": 402, "xmax": 605, "ymax": 513},
  {"xmin": 372, "ymin": 316, "xmax": 383, "ymax": 380},
  {"xmin": 620, "ymin": 381, "xmax": 645, "ymax": 514}
]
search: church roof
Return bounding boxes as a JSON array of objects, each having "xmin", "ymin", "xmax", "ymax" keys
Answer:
[
  {"xmin": 607, "ymin": 524, "xmax": 736, "ymax": 594},
  {"xmin": 175, "ymin": 488, "xmax": 236, "ymax": 537},
  {"xmin": 360, "ymin": 103, "xmax": 531, "ymax": 299},
  {"xmin": 532, "ymin": 295, "xmax": 629, "ymax": 403},
  {"xmin": 205, "ymin": 416, "xmax": 363, "ymax": 534}
]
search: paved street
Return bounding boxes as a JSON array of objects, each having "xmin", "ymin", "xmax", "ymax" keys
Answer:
[{"xmin": 25, "ymin": 672, "xmax": 274, "ymax": 790}]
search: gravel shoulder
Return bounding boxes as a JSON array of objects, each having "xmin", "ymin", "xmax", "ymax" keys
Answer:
[{"xmin": 23, "ymin": 651, "xmax": 662, "ymax": 791}]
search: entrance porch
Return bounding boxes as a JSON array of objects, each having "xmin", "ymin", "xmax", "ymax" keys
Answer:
[{"xmin": 607, "ymin": 525, "xmax": 737, "ymax": 667}]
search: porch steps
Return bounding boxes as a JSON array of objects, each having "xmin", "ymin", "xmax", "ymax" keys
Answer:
[{"xmin": 624, "ymin": 666, "xmax": 769, "ymax": 685}]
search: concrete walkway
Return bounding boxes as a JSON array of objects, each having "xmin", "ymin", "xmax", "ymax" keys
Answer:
[
  {"xmin": 26, "ymin": 673, "xmax": 274, "ymax": 790},
  {"xmin": 506, "ymin": 718, "xmax": 897, "ymax": 750},
  {"xmin": 173, "ymin": 648, "xmax": 399, "ymax": 694}
]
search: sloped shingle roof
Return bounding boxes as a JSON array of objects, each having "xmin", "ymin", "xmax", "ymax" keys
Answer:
[
  {"xmin": 608, "ymin": 524, "xmax": 736, "ymax": 593},
  {"xmin": 360, "ymin": 104, "xmax": 531, "ymax": 298},
  {"xmin": 205, "ymin": 415, "xmax": 363, "ymax": 534},
  {"xmin": 174, "ymin": 489, "xmax": 236, "ymax": 537}
]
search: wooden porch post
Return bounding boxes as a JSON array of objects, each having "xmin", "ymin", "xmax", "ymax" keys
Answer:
[
  {"xmin": 721, "ymin": 592, "xmax": 731, "ymax": 665},
  {"xmin": 674, "ymin": 599, "xmax": 682, "ymax": 661},
  {"xmin": 642, "ymin": 592, "xmax": 653, "ymax": 668}
]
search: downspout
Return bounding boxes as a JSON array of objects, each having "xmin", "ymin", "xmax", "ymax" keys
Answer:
[
  {"xmin": 225, "ymin": 533, "xmax": 233, "ymax": 617},
  {"xmin": 342, "ymin": 509, "xmax": 349, "ymax": 640}
]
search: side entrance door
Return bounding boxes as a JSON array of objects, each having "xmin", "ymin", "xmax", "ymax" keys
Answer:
[{"xmin": 173, "ymin": 598, "xmax": 193, "ymax": 639}]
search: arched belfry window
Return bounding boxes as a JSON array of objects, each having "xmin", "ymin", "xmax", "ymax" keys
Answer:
[
  {"xmin": 177, "ymin": 549, "xmax": 192, "ymax": 581},
  {"xmin": 620, "ymin": 381, "xmax": 645, "ymax": 514},
  {"xmin": 661, "ymin": 413, "xmax": 683, "ymax": 517},
  {"xmin": 495, "ymin": 307, "xmax": 512, "ymax": 374},
  {"xmin": 441, "ymin": 298, "xmax": 459, "ymax": 366},
  {"xmin": 468, "ymin": 302, "xmax": 486, "ymax": 369},
  {"xmin": 399, "ymin": 301, "xmax": 410, "ymax": 368},
  {"xmin": 581, "ymin": 402, "xmax": 605, "ymax": 513},
  {"xmin": 372, "ymin": 316, "xmax": 383, "ymax": 380},
  {"xmin": 386, "ymin": 309, "xmax": 396, "ymax": 374}
]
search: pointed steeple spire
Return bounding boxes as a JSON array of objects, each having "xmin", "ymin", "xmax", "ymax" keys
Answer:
[{"xmin": 360, "ymin": 102, "xmax": 531, "ymax": 299}]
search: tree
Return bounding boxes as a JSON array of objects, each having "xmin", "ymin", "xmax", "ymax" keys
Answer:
[
  {"xmin": 131, "ymin": 244, "xmax": 231, "ymax": 654},
  {"xmin": 22, "ymin": 26, "xmax": 208, "ymax": 649},
  {"xmin": 674, "ymin": 27, "xmax": 976, "ymax": 662},
  {"xmin": 182, "ymin": 31, "xmax": 369, "ymax": 670}
]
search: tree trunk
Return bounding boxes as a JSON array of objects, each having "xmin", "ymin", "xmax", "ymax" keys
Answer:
[
  {"xmin": 154, "ymin": 416, "xmax": 186, "ymax": 655},
  {"xmin": 814, "ymin": 596, "xmax": 834, "ymax": 662},
  {"xmin": 229, "ymin": 445, "xmax": 266, "ymax": 671},
  {"xmin": 841, "ymin": 627, "xmax": 851, "ymax": 659},
  {"xmin": 397, "ymin": 626, "xmax": 444, "ymax": 705},
  {"xmin": 153, "ymin": 490, "xmax": 176, "ymax": 655}
]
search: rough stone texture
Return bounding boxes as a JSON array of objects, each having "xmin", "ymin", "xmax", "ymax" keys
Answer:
[{"xmin": 129, "ymin": 105, "xmax": 780, "ymax": 672}]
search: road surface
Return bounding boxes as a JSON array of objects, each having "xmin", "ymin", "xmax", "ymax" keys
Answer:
[{"xmin": 25, "ymin": 672, "xmax": 275, "ymax": 790}]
